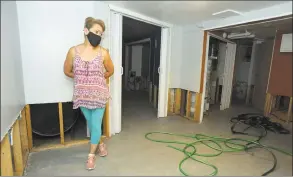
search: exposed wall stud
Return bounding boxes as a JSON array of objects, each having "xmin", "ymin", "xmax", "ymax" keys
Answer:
[
  {"xmin": 1, "ymin": 134, "xmax": 14, "ymax": 176},
  {"xmin": 175, "ymin": 88, "xmax": 181, "ymax": 114},
  {"xmin": 19, "ymin": 109, "xmax": 29, "ymax": 167},
  {"xmin": 12, "ymin": 120, "xmax": 24, "ymax": 176},
  {"xmin": 186, "ymin": 91, "xmax": 191, "ymax": 117},
  {"xmin": 25, "ymin": 105, "xmax": 33, "ymax": 150},
  {"xmin": 58, "ymin": 102, "xmax": 65, "ymax": 145}
]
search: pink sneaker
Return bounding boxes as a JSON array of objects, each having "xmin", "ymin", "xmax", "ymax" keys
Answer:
[
  {"xmin": 98, "ymin": 143, "xmax": 108, "ymax": 157},
  {"xmin": 86, "ymin": 154, "xmax": 96, "ymax": 170}
]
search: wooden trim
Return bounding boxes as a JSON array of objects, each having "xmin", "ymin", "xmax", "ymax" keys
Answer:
[
  {"xmin": 12, "ymin": 120, "xmax": 24, "ymax": 176},
  {"xmin": 1, "ymin": 133, "xmax": 13, "ymax": 176},
  {"xmin": 31, "ymin": 139, "xmax": 90, "ymax": 152},
  {"xmin": 168, "ymin": 89, "xmax": 172, "ymax": 113},
  {"xmin": 265, "ymin": 30, "xmax": 277, "ymax": 93},
  {"xmin": 31, "ymin": 136, "xmax": 105, "ymax": 152},
  {"xmin": 103, "ymin": 103, "xmax": 110, "ymax": 137},
  {"xmin": 185, "ymin": 91, "xmax": 191, "ymax": 117},
  {"xmin": 25, "ymin": 105, "xmax": 33, "ymax": 150},
  {"xmin": 58, "ymin": 103, "xmax": 65, "ymax": 145},
  {"xmin": 199, "ymin": 31, "xmax": 208, "ymax": 93},
  {"xmin": 175, "ymin": 88, "xmax": 181, "ymax": 114},
  {"xmin": 264, "ymin": 93, "xmax": 273, "ymax": 116},
  {"xmin": 194, "ymin": 31, "xmax": 208, "ymax": 122},
  {"xmin": 288, "ymin": 97, "xmax": 292, "ymax": 123},
  {"xmin": 103, "ymin": 78, "xmax": 110, "ymax": 137},
  {"xmin": 19, "ymin": 109, "xmax": 29, "ymax": 169}
]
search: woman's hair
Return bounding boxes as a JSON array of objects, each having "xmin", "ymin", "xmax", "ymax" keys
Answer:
[{"xmin": 84, "ymin": 17, "xmax": 105, "ymax": 32}]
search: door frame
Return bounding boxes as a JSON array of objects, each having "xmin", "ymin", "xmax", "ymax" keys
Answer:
[
  {"xmin": 201, "ymin": 32, "xmax": 236, "ymax": 117},
  {"xmin": 108, "ymin": 5, "xmax": 173, "ymax": 136}
]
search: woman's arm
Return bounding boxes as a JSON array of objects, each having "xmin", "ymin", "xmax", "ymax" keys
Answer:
[
  {"xmin": 103, "ymin": 49, "xmax": 114, "ymax": 79},
  {"xmin": 64, "ymin": 47, "xmax": 75, "ymax": 78}
]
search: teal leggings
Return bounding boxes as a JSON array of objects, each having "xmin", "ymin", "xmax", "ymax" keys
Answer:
[{"xmin": 80, "ymin": 107, "xmax": 105, "ymax": 144}]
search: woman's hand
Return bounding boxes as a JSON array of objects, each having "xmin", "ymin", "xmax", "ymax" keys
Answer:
[{"xmin": 103, "ymin": 49, "xmax": 114, "ymax": 79}]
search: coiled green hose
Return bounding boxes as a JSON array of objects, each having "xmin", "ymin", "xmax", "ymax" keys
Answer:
[{"xmin": 145, "ymin": 132, "xmax": 292, "ymax": 176}]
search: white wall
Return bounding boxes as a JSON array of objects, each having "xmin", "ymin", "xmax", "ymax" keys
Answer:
[
  {"xmin": 16, "ymin": 1, "xmax": 110, "ymax": 104},
  {"xmin": 169, "ymin": 26, "xmax": 183, "ymax": 88},
  {"xmin": 1, "ymin": 1, "xmax": 26, "ymax": 140},
  {"xmin": 169, "ymin": 25, "xmax": 204, "ymax": 92},
  {"xmin": 131, "ymin": 45, "xmax": 143, "ymax": 76},
  {"xmin": 180, "ymin": 26, "xmax": 204, "ymax": 92}
]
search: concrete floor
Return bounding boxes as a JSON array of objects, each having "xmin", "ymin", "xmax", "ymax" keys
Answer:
[{"xmin": 25, "ymin": 91, "xmax": 292, "ymax": 176}]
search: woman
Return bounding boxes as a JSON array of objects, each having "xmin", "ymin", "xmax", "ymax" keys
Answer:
[{"xmin": 63, "ymin": 17, "xmax": 114, "ymax": 170}]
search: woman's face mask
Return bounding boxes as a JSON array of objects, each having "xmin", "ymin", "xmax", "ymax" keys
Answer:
[{"xmin": 87, "ymin": 32, "xmax": 102, "ymax": 47}]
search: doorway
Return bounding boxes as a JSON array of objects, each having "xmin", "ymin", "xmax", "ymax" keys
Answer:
[
  {"xmin": 121, "ymin": 16, "xmax": 162, "ymax": 122},
  {"xmin": 109, "ymin": 7, "xmax": 172, "ymax": 136},
  {"xmin": 203, "ymin": 34, "xmax": 237, "ymax": 113}
]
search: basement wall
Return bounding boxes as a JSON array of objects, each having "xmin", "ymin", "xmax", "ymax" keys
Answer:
[
  {"xmin": 1, "ymin": 1, "xmax": 26, "ymax": 140},
  {"xmin": 16, "ymin": 1, "xmax": 110, "ymax": 104},
  {"xmin": 268, "ymin": 30, "xmax": 292, "ymax": 97}
]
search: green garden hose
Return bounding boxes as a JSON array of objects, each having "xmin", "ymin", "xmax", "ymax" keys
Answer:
[{"xmin": 145, "ymin": 132, "xmax": 292, "ymax": 176}]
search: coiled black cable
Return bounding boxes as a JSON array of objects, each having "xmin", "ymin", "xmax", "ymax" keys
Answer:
[{"xmin": 230, "ymin": 113, "xmax": 290, "ymax": 141}]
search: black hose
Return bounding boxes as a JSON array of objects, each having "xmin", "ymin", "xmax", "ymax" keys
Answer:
[{"xmin": 230, "ymin": 113, "xmax": 290, "ymax": 140}]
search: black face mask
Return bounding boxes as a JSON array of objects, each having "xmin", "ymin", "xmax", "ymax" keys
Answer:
[{"xmin": 87, "ymin": 32, "xmax": 101, "ymax": 47}]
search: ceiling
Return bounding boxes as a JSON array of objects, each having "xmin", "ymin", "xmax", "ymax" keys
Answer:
[
  {"xmin": 212, "ymin": 16, "xmax": 292, "ymax": 39},
  {"xmin": 123, "ymin": 16, "xmax": 160, "ymax": 43},
  {"xmin": 107, "ymin": 1, "xmax": 288, "ymax": 25}
]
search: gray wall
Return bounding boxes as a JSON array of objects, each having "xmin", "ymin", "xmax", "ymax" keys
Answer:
[{"xmin": 252, "ymin": 39, "xmax": 274, "ymax": 110}]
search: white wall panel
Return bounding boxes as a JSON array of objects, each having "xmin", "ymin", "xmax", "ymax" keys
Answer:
[{"xmin": 1, "ymin": 1, "xmax": 25, "ymax": 140}]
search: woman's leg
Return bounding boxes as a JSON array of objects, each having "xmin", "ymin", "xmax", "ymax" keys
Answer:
[
  {"xmin": 80, "ymin": 107, "xmax": 92, "ymax": 134},
  {"xmin": 89, "ymin": 108, "xmax": 105, "ymax": 146},
  {"xmin": 80, "ymin": 107, "xmax": 96, "ymax": 170},
  {"xmin": 91, "ymin": 108, "xmax": 107, "ymax": 157}
]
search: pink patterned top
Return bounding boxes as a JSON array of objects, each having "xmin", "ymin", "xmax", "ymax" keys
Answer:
[{"xmin": 72, "ymin": 47, "xmax": 110, "ymax": 109}]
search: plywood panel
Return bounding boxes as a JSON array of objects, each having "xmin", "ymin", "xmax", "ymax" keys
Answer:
[
  {"xmin": 1, "ymin": 134, "xmax": 13, "ymax": 176},
  {"xmin": 268, "ymin": 30, "xmax": 292, "ymax": 96}
]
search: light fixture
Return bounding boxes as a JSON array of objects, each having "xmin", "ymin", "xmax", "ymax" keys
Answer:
[
  {"xmin": 212, "ymin": 9, "xmax": 243, "ymax": 16},
  {"xmin": 223, "ymin": 32, "xmax": 227, "ymax": 38},
  {"xmin": 255, "ymin": 38, "xmax": 264, "ymax": 44},
  {"xmin": 227, "ymin": 30, "xmax": 251, "ymax": 38},
  {"xmin": 228, "ymin": 34, "xmax": 255, "ymax": 39},
  {"xmin": 227, "ymin": 30, "xmax": 255, "ymax": 39}
]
